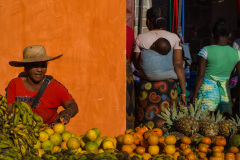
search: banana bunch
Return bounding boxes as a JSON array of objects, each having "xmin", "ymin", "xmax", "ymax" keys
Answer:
[
  {"xmin": 21, "ymin": 149, "xmax": 42, "ymax": 160},
  {"xmin": 12, "ymin": 101, "xmax": 43, "ymax": 127},
  {"xmin": 0, "ymin": 95, "xmax": 9, "ymax": 121},
  {"xmin": 12, "ymin": 124, "xmax": 38, "ymax": 156},
  {"xmin": 0, "ymin": 132, "xmax": 20, "ymax": 160}
]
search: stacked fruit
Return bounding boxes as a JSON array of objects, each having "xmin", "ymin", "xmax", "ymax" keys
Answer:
[
  {"xmin": 115, "ymin": 126, "xmax": 175, "ymax": 159},
  {"xmin": 0, "ymin": 133, "xmax": 20, "ymax": 160}
]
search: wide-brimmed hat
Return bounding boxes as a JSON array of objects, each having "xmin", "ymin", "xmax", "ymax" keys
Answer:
[{"xmin": 9, "ymin": 45, "xmax": 63, "ymax": 67}]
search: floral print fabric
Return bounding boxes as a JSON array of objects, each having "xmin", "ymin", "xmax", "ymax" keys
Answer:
[{"xmin": 136, "ymin": 79, "xmax": 178, "ymax": 132}]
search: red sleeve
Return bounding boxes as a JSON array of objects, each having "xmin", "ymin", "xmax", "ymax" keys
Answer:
[
  {"xmin": 6, "ymin": 79, "xmax": 17, "ymax": 104},
  {"xmin": 54, "ymin": 80, "xmax": 73, "ymax": 105}
]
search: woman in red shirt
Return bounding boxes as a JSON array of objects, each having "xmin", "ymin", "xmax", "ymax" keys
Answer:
[{"xmin": 6, "ymin": 45, "xmax": 78, "ymax": 125}]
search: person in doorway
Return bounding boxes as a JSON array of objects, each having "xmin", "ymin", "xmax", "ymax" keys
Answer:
[
  {"xmin": 6, "ymin": 45, "xmax": 78, "ymax": 126},
  {"xmin": 132, "ymin": 6, "xmax": 186, "ymax": 130},
  {"xmin": 192, "ymin": 18, "xmax": 240, "ymax": 115}
]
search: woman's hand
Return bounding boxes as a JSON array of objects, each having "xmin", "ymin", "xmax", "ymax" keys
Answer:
[
  {"xmin": 54, "ymin": 100, "xmax": 78, "ymax": 124},
  {"xmin": 179, "ymin": 94, "xmax": 187, "ymax": 106},
  {"xmin": 54, "ymin": 108, "xmax": 72, "ymax": 124}
]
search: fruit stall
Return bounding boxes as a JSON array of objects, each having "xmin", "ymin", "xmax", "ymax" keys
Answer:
[
  {"xmin": 1, "ymin": 96, "xmax": 240, "ymax": 160},
  {"xmin": 1, "ymin": 1, "xmax": 240, "ymax": 160}
]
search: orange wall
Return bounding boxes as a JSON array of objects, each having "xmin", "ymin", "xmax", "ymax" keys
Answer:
[{"xmin": 0, "ymin": 0, "xmax": 126, "ymax": 137}]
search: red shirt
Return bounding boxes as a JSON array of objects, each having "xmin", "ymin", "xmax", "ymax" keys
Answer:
[{"xmin": 6, "ymin": 77, "xmax": 73, "ymax": 124}]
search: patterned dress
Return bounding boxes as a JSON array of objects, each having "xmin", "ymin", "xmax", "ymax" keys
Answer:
[
  {"xmin": 197, "ymin": 46, "xmax": 240, "ymax": 114},
  {"xmin": 126, "ymin": 58, "xmax": 135, "ymax": 129},
  {"xmin": 136, "ymin": 79, "xmax": 178, "ymax": 132}
]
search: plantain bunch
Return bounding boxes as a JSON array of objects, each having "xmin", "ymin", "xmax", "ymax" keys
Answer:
[
  {"xmin": 9, "ymin": 123, "xmax": 39, "ymax": 157},
  {"xmin": 0, "ymin": 95, "xmax": 9, "ymax": 121},
  {"xmin": 0, "ymin": 132, "xmax": 20, "ymax": 160},
  {"xmin": 12, "ymin": 101, "xmax": 43, "ymax": 127}
]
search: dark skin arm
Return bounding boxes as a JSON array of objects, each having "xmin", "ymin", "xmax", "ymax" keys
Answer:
[
  {"xmin": 173, "ymin": 49, "xmax": 187, "ymax": 106},
  {"xmin": 132, "ymin": 52, "xmax": 141, "ymax": 70},
  {"xmin": 6, "ymin": 104, "xmax": 13, "ymax": 115},
  {"xmin": 232, "ymin": 62, "xmax": 240, "ymax": 103},
  {"xmin": 192, "ymin": 56, "xmax": 206, "ymax": 102},
  {"xmin": 55, "ymin": 99, "xmax": 79, "ymax": 124}
]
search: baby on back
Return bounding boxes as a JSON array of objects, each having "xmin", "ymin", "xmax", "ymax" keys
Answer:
[
  {"xmin": 134, "ymin": 37, "xmax": 178, "ymax": 81},
  {"xmin": 150, "ymin": 37, "xmax": 171, "ymax": 55}
]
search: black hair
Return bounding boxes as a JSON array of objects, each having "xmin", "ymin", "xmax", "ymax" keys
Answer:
[
  {"xmin": 212, "ymin": 17, "xmax": 231, "ymax": 39},
  {"xmin": 146, "ymin": 6, "xmax": 166, "ymax": 29}
]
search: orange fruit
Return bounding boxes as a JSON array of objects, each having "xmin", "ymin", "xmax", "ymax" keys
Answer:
[
  {"xmin": 159, "ymin": 136, "xmax": 165, "ymax": 143},
  {"xmin": 143, "ymin": 131, "xmax": 152, "ymax": 139},
  {"xmin": 198, "ymin": 143, "xmax": 209, "ymax": 153},
  {"xmin": 229, "ymin": 146, "xmax": 239, "ymax": 153},
  {"xmin": 134, "ymin": 138, "xmax": 140, "ymax": 145},
  {"xmin": 135, "ymin": 126, "xmax": 141, "ymax": 131},
  {"xmin": 236, "ymin": 153, "xmax": 240, "ymax": 160},
  {"xmin": 182, "ymin": 148, "xmax": 192, "ymax": 156},
  {"xmin": 142, "ymin": 153, "xmax": 152, "ymax": 160},
  {"xmin": 181, "ymin": 136, "xmax": 191, "ymax": 145},
  {"xmin": 214, "ymin": 137, "xmax": 226, "ymax": 146},
  {"xmin": 140, "ymin": 139, "xmax": 149, "ymax": 148},
  {"xmin": 122, "ymin": 134, "xmax": 134, "ymax": 145},
  {"xmin": 116, "ymin": 134, "xmax": 124, "ymax": 145},
  {"xmin": 209, "ymin": 157, "xmax": 223, "ymax": 160},
  {"xmin": 137, "ymin": 127, "xmax": 148, "ymax": 135},
  {"xmin": 125, "ymin": 129, "xmax": 134, "ymax": 134},
  {"xmin": 198, "ymin": 152, "xmax": 207, "ymax": 159},
  {"xmin": 201, "ymin": 137, "xmax": 211, "ymax": 145},
  {"xmin": 212, "ymin": 152, "xmax": 222, "ymax": 157},
  {"xmin": 133, "ymin": 132, "xmax": 143, "ymax": 141},
  {"xmin": 151, "ymin": 128, "xmax": 163, "ymax": 137},
  {"xmin": 121, "ymin": 144, "xmax": 133, "ymax": 153},
  {"xmin": 164, "ymin": 135, "xmax": 176, "ymax": 145},
  {"xmin": 186, "ymin": 153, "xmax": 196, "ymax": 160},
  {"xmin": 147, "ymin": 134, "xmax": 159, "ymax": 146},
  {"xmin": 148, "ymin": 145, "xmax": 159, "ymax": 155},
  {"xmin": 131, "ymin": 143, "xmax": 137, "ymax": 150},
  {"xmin": 173, "ymin": 152, "xmax": 180, "ymax": 160},
  {"xmin": 135, "ymin": 146, "xmax": 146, "ymax": 155},
  {"xmin": 164, "ymin": 145, "xmax": 176, "ymax": 155},
  {"xmin": 180, "ymin": 143, "xmax": 190, "ymax": 150},
  {"xmin": 212, "ymin": 146, "xmax": 223, "ymax": 153},
  {"xmin": 225, "ymin": 153, "xmax": 235, "ymax": 160}
]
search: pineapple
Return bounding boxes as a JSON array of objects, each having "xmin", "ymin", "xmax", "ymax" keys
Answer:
[
  {"xmin": 198, "ymin": 118, "xmax": 219, "ymax": 138},
  {"xmin": 218, "ymin": 119, "xmax": 237, "ymax": 138},
  {"xmin": 198, "ymin": 111, "xmax": 223, "ymax": 138},
  {"xmin": 175, "ymin": 102, "xmax": 210, "ymax": 136},
  {"xmin": 157, "ymin": 101, "xmax": 209, "ymax": 136},
  {"xmin": 176, "ymin": 115, "xmax": 199, "ymax": 136},
  {"xmin": 231, "ymin": 114, "xmax": 240, "ymax": 134},
  {"xmin": 157, "ymin": 103, "xmax": 188, "ymax": 133}
]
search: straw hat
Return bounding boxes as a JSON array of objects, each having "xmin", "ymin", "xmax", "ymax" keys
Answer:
[{"xmin": 9, "ymin": 45, "xmax": 62, "ymax": 67}]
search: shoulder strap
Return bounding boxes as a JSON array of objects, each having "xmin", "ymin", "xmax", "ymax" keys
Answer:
[{"xmin": 31, "ymin": 76, "xmax": 52, "ymax": 109}]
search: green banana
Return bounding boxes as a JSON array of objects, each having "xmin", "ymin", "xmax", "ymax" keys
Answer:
[
  {"xmin": 0, "ymin": 143, "xmax": 11, "ymax": 149},
  {"xmin": 2, "ymin": 97, "xmax": 7, "ymax": 103},
  {"xmin": 0, "ymin": 154, "xmax": 15, "ymax": 160},
  {"xmin": 0, "ymin": 105, "xmax": 6, "ymax": 111},
  {"xmin": 13, "ymin": 112, "xmax": 20, "ymax": 127},
  {"xmin": 20, "ymin": 102, "xmax": 33, "ymax": 115},
  {"xmin": 17, "ymin": 104, "xmax": 25, "ymax": 116},
  {"xmin": 12, "ymin": 101, "xmax": 20, "ymax": 112},
  {"xmin": 15, "ymin": 129, "xmax": 34, "ymax": 148},
  {"xmin": 20, "ymin": 145, "xmax": 27, "ymax": 156},
  {"xmin": 32, "ymin": 113, "xmax": 42, "ymax": 122},
  {"xmin": 27, "ymin": 114, "xmax": 33, "ymax": 126},
  {"xmin": 0, "ymin": 133, "xmax": 9, "ymax": 140},
  {"xmin": 22, "ymin": 113, "xmax": 27, "ymax": 125}
]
